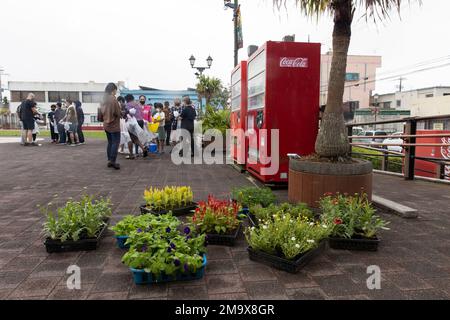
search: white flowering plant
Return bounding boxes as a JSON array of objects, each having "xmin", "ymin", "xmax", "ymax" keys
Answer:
[{"xmin": 245, "ymin": 213, "xmax": 332, "ymax": 260}]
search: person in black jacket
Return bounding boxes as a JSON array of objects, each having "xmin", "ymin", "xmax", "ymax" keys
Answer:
[
  {"xmin": 180, "ymin": 97, "xmax": 197, "ymax": 157},
  {"xmin": 75, "ymin": 101, "xmax": 85, "ymax": 144},
  {"xmin": 47, "ymin": 104, "xmax": 58, "ymax": 143}
]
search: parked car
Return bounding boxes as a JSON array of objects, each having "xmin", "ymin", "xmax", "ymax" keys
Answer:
[
  {"xmin": 360, "ymin": 130, "xmax": 388, "ymax": 148},
  {"xmin": 383, "ymin": 132, "xmax": 404, "ymax": 153}
]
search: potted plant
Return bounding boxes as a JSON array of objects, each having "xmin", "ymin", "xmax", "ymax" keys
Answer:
[
  {"xmin": 231, "ymin": 186, "xmax": 276, "ymax": 215},
  {"xmin": 111, "ymin": 214, "xmax": 180, "ymax": 249},
  {"xmin": 246, "ymin": 213, "xmax": 331, "ymax": 273},
  {"xmin": 189, "ymin": 195, "xmax": 244, "ymax": 247},
  {"xmin": 140, "ymin": 186, "xmax": 197, "ymax": 216},
  {"xmin": 42, "ymin": 195, "xmax": 112, "ymax": 253},
  {"xmin": 248, "ymin": 202, "xmax": 315, "ymax": 227},
  {"xmin": 320, "ymin": 193, "xmax": 390, "ymax": 251},
  {"xmin": 122, "ymin": 214, "xmax": 207, "ymax": 285}
]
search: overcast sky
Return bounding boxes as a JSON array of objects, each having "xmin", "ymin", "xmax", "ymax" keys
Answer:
[{"xmin": 1, "ymin": 0, "xmax": 449, "ymax": 94}]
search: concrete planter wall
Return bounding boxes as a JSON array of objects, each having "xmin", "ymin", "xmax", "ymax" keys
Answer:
[{"xmin": 288, "ymin": 159, "xmax": 373, "ymax": 208}]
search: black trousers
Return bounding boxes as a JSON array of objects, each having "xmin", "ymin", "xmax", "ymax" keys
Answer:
[
  {"xmin": 50, "ymin": 124, "xmax": 58, "ymax": 141},
  {"xmin": 77, "ymin": 123, "xmax": 85, "ymax": 143},
  {"xmin": 165, "ymin": 124, "xmax": 172, "ymax": 146}
]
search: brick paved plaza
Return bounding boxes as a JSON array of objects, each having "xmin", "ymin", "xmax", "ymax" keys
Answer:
[{"xmin": 0, "ymin": 138, "xmax": 449, "ymax": 300}]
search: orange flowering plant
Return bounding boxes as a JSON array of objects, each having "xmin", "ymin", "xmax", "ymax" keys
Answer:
[
  {"xmin": 189, "ymin": 195, "xmax": 245, "ymax": 235},
  {"xmin": 319, "ymin": 193, "xmax": 389, "ymax": 239}
]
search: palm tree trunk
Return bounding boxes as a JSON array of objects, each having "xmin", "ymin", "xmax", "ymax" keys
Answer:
[{"xmin": 315, "ymin": 0, "xmax": 354, "ymax": 158}]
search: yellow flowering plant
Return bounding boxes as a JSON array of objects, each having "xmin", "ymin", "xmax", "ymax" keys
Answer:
[{"xmin": 143, "ymin": 186, "xmax": 194, "ymax": 212}]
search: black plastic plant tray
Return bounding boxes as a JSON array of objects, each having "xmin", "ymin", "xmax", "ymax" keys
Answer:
[
  {"xmin": 329, "ymin": 236, "xmax": 380, "ymax": 252},
  {"xmin": 44, "ymin": 222, "xmax": 109, "ymax": 254},
  {"xmin": 206, "ymin": 223, "xmax": 242, "ymax": 247},
  {"xmin": 139, "ymin": 203, "xmax": 198, "ymax": 216},
  {"xmin": 247, "ymin": 240, "xmax": 327, "ymax": 274}
]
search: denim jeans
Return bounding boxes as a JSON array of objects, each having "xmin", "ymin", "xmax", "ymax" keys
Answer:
[{"xmin": 106, "ymin": 131, "xmax": 121, "ymax": 164}]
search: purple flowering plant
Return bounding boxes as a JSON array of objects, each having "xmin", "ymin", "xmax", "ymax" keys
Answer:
[{"xmin": 122, "ymin": 213, "xmax": 206, "ymax": 277}]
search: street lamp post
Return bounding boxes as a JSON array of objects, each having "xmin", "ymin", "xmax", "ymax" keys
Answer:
[
  {"xmin": 189, "ymin": 55, "xmax": 213, "ymax": 115},
  {"xmin": 189, "ymin": 55, "xmax": 213, "ymax": 78},
  {"xmin": 224, "ymin": 0, "xmax": 240, "ymax": 67}
]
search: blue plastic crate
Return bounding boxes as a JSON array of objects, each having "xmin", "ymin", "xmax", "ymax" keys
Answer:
[
  {"xmin": 149, "ymin": 144, "xmax": 158, "ymax": 154},
  {"xmin": 130, "ymin": 255, "xmax": 207, "ymax": 285},
  {"xmin": 114, "ymin": 236, "xmax": 130, "ymax": 249}
]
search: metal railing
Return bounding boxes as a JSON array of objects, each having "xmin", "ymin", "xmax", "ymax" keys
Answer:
[{"xmin": 347, "ymin": 114, "xmax": 450, "ymax": 181}]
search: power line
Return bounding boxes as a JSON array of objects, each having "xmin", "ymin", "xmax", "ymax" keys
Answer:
[
  {"xmin": 320, "ymin": 62, "xmax": 450, "ymax": 93},
  {"xmin": 321, "ymin": 54, "xmax": 450, "ymax": 88}
]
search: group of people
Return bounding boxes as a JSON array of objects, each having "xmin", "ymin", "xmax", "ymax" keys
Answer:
[
  {"xmin": 99, "ymin": 83, "xmax": 197, "ymax": 170},
  {"xmin": 17, "ymin": 93, "xmax": 85, "ymax": 147}
]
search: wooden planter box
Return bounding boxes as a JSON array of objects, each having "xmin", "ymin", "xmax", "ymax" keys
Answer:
[{"xmin": 288, "ymin": 159, "xmax": 373, "ymax": 208}]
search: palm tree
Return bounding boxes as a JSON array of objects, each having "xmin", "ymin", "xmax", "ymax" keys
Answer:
[
  {"xmin": 274, "ymin": 0, "xmax": 415, "ymax": 158},
  {"xmin": 196, "ymin": 75, "xmax": 223, "ymax": 107}
]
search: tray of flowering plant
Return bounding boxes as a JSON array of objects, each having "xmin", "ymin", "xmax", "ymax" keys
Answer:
[
  {"xmin": 140, "ymin": 186, "xmax": 198, "ymax": 216},
  {"xmin": 247, "ymin": 203, "xmax": 315, "ymax": 228},
  {"xmin": 189, "ymin": 195, "xmax": 246, "ymax": 247},
  {"xmin": 319, "ymin": 193, "xmax": 390, "ymax": 252},
  {"xmin": 121, "ymin": 214, "xmax": 207, "ymax": 285},
  {"xmin": 110, "ymin": 214, "xmax": 181, "ymax": 250},
  {"xmin": 245, "ymin": 213, "xmax": 331, "ymax": 273},
  {"xmin": 42, "ymin": 195, "xmax": 112, "ymax": 253}
]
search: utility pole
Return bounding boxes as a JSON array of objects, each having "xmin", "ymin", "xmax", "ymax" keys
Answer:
[
  {"xmin": 224, "ymin": 0, "xmax": 240, "ymax": 67},
  {"xmin": 233, "ymin": 0, "xmax": 239, "ymax": 67},
  {"xmin": 397, "ymin": 77, "xmax": 407, "ymax": 92}
]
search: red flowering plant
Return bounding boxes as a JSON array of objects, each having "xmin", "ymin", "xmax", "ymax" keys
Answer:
[
  {"xmin": 189, "ymin": 195, "xmax": 245, "ymax": 235},
  {"xmin": 319, "ymin": 193, "xmax": 389, "ymax": 239}
]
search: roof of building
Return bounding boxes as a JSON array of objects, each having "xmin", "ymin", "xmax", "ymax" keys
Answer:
[{"xmin": 377, "ymin": 86, "xmax": 450, "ymax": 96}]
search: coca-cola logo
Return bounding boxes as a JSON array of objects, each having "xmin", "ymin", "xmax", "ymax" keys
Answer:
[{"xmin": 280, "ymin": 57, "xmax": 308, "ymax": 68}]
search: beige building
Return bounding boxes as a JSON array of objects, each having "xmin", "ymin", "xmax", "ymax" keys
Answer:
[
  {"xmin": 321, "ymin": 53, "xmax": 382, "ymax": 111},
  {"xmin": 374, "ymin": 86, "xmax": 450, "ymax": 111}
]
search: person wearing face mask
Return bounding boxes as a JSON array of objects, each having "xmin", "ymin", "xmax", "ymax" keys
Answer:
[
  {"xmin": 140, "ymin": 96, "xmax": 152, "ymax": 123},
  {"xmin": 153, "ymin": 103, "xmax": 166, "ymax": 154}
]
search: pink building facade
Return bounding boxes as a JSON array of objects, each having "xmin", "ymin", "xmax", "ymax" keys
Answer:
[{"xmin": 320, "ymin": 53, "xmax": 382, "ymax": 113}]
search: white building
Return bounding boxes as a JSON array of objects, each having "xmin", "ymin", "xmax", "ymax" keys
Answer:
[
  {"xmin": 8, "ymin": 81, "xmax": 125, "ymax": 125},
  {"xmin": 373, "ymin": 86, "xmax": 450, "ymax": 130},
  {"xmin": 374, "ymin": 86, "xmax": 450, "ymax": 110}
]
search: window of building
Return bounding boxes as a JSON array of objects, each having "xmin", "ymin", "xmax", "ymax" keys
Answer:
[
  {"xmin": 10, "ymin": 91, "xmax": 45, "ymax": 102},
  {"xmin": 48, "ymin": 91, "xmax": 80, "ymax": 102},
  {"xmin": 345, "ymin": 73, "xmax": 360, "ymax": 82},
  {"xmin": 383, "ymin": 102, "xmax": 392, "ymax": 109},
  {"xmin": 443, "ymin": 93, "xmax": 450, "ymax": 96},
  {"xmin": 90, "ymin": 115, "xmax": 98, "ymax": 123},
  {"xmin": 425, "ymin": 94, "xmax": 434, "ymax": 98},
  {"xmin": 82, "ymin": 92, "xmax": 104, "ymax": 104},
  {"xmin": 396, "ymin": 100, "xmax": 401, "ymax": 107}
]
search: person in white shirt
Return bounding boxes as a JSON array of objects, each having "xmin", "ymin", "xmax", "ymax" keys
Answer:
[{"xmin": 153, "ymin": 103, "xmax": 166, "ymax": 154}]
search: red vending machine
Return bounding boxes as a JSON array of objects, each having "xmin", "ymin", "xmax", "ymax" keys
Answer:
[
  {"xmin": 230, "ymin": 61, "xmax": 248, "ymax": 166},
  {"xmin": 246, "ymin": 41, "xmax": 321, "ymax": 184}
]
